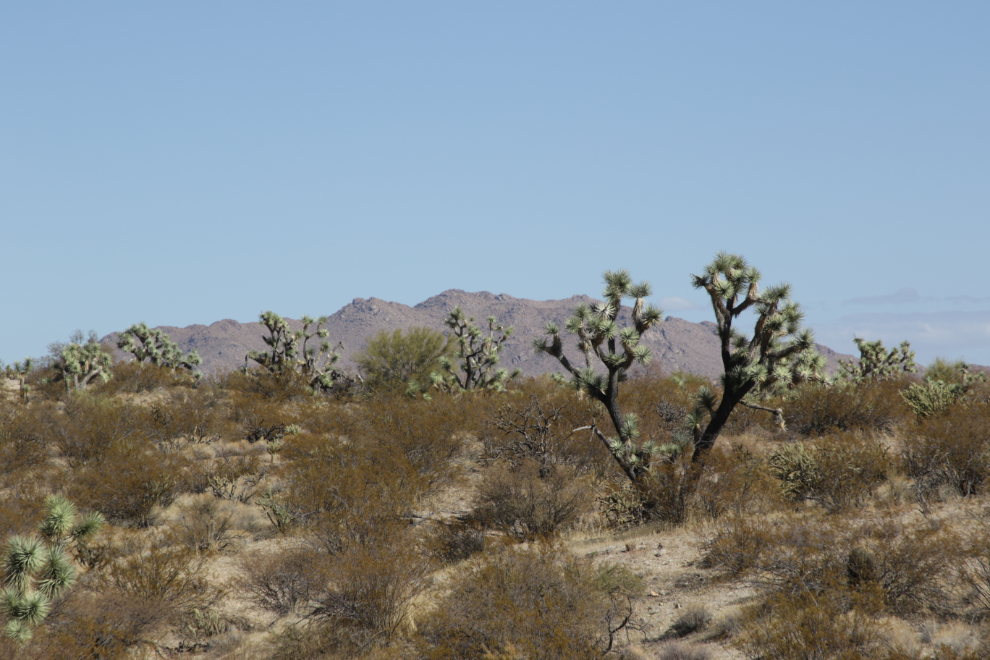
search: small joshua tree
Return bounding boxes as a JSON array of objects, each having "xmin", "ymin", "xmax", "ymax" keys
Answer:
[
  {"xmin": 245, "ymin": 312, "xmax": 349, "ymax": 393},
  {"xmin": 116, "ymin": 322, "xmax": 202, "ymax": 373},
  {"xmin": 689, "ymin": 253, "xmax": 819, "ymax": 461},
  {"xmin": 431, "ymin": 307, "xmax": 521, "ymax": 392},
  {"xmin": 1, "ymin": 495, "xmax": 103, "ymax": 642},
  {"xmin": 51, "ymin": 331, "xmax": 112, "ymax": 392},
  {"xmin": 3, "ymin": 359, "xmax": 33, "ymax": 401},
  {"xmin": 837, "ymin": 337, "xmax": 918, "ymax": 383},
  {"xmin": 535, "ymin": 270, "xmax": 664, "ymax": 485}
]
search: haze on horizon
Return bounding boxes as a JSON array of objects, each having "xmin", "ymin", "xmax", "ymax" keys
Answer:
[{"xmin": 2, "ymin": 2, "xmax": 988, "ymax": 366}]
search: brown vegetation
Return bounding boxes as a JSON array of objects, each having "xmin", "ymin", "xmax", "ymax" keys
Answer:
[{"xmin": 3, "ymin": 357, "xmax": 990, "ymax": 659}]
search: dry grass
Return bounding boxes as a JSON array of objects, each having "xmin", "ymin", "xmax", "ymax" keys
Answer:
[{"xmin": 3, "ymin": 372, "xmax": 989, "ymax": 659}]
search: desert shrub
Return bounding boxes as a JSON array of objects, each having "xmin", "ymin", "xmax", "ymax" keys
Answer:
[
  {"xmin": 786, "ymin": 380, "xmax": 909, "ymax": 436},
  {"xmin": 768, "ymin": 431, "xmax": 891, "ymax": 511},
  {"xmin": 426, "ymin": 520, "xmax": 486, "ymax": 565},
  {"xmin": 0, "ymin": 407, "xmax": 50, "ymax": 505},
  {"xmin": 173, "ymin": 494, "xmax": 247, "ymax": 552},
  {"xmin": 619, "ymin": 369, "xmax": 700, "ymax": 436},
  {"xmin": 903, "ymin": 404, "xmax": 990, "ymax": 497},
  {"xmin": 138, "ymin": 387, "xmax": 229, "ymax": 450},
  {"xmin": 96, "ymin": 361, "xmax": 193, "ymax": 395},
  {"xmin": 602, "ymin": 454, "xmax": 700, "ymax": 528},
  {"xmin": 307, "ymin": 540, "xmax": 432, "ymax": 646},
  {"xmin": 361, "ymin": 394, "xmax": 467, "ymax": 490},
  {"xmin": 483, "ymin": 381, "xmax": 613, "ymax": 479},
  {"xmin": 701, "ymin": 514, "xmax": 777, "ymax": 576},
  {"xmin": 105, "ymin": 536, "xmax": 223, "ymax": 621},
  {"xmin": 71, "ymin": 440, "xmax": 194, "ymax": 526},
  {"xmin": 704, "ymin": 512, "xmax": 957, "ymax": 616},
  {"xmin": 239, "ymin": 546, "xmax": 330, "ymax": 616},
  {"xmin": 26, "ymin": 588, "xmax": 167, "ymax": 660},
  {"xmin": 206, "ymin": 451, "xmax": 263, "ymax": 502},
  {"xmin": 471, "ymin": 459, "xmax": 592, "ymax": 540},
  {"xmin": 962, "ymin": 510, "xmax": 990, "ymax": 618},
  {"xmin": 29, "ymin": 536, "xmax": 227, "ymax": 657},
  {"xmin": 738, "ymin": 587, "xmax": 882, "ymax": 660},
  {"xmin": 31, "ymin": 396, "xmax": 143, "ymax": 466},
  {"xmin": 655, "ymin": 641, "xmax": 713, "ymax": 660},
  {"xmin": 354, "ymin": 326, "xmax": 455, "ymax": 393},
  {"xmin": 483, "ymin": 383, "xmax": 614, "ymax": 477},
  {"xmin": 693, "ymin": 443, "xmax": 782, "ymax": 520},
  {"xmin": 668, "ymin": 604, "xmax": 713, "ymax": 638},
  {"xmin": 417, "ymin": 546, "xmax": 641, "ymax": 659},
  {"xmin": 853, "ymin": 517, "xmax": 959, "ymax": 615},
  {"xmin": 226, "ymin": 367, "xmax": 313, "ymax": 402},
  {"xmin": 279, "ymin": 433, "xmax": 422, "ymax": 553},
  {"xmin": 22, "ymin": 366, "xmax": 69, "ymax": 403}
]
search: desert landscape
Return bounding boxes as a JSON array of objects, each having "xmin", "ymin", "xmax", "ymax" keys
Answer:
[
  {"xmin": 3, "ymin": 264, "xmax": 990, "ymax": 660},
  {"xmin": 4, "ymin": 4, "xmax": 988, "ymax": 659}
]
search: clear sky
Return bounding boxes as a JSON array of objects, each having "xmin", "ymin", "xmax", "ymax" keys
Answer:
[{"xmin": 2, "ymin": 2, "xmax": 988, "ymax": 366}]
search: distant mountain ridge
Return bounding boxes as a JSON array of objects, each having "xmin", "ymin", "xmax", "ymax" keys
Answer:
[{"xmin": 103, "ymin": 289, "xmax": 854, "ymax": 379}]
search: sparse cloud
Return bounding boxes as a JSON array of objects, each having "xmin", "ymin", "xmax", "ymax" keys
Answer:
[
  {"xmin": 814, "ymin": 309, "xmax": 990, "ymax": 366},
  {"xmin": 845, "ymin": 288, "xmax": 925, "ymax": 305},
  {"xmin": 946, "ymin": 295, "xmax": 990, "ymax": 305},
  {"xmin": 659, "ymin": 296, "xmax": 702, "ymax": 312},
  {"xmin": 845, "ymin": 288, "xmax": 990, "ymax": 307}
]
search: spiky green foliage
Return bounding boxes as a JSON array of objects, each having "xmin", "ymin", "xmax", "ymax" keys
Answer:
[
  {"xmin": 2, "ymin": 358, "xmax": 33, "ymax": 401},
  {"xmin": 900, "ymin": 359, "xmax": 986, "ymax": 418},
  {"xmin": 432, "ymin": 307, "xmax": 522, "ymax": 392},
  {"xmin": 245, "ymin": 312, "xmax": 352, "ymax": 393},
  {"xmin": 535, "ymin": 270, "xmax": 664, "ymax": 485},
  {"xmin": 837, "ymin": 337, "xmax": 917, "ymax": 383},
  {"xmin": 3, "ymin": 359, "xmax": 32, "ymax": 380},
  {"xmin": 1, "ymin": 496, "xmax": 99, "ymax": 642},
  {"xmin": 690, "ymin": 253, "xmax": 818, "ymax": 459},
  {"xmin": 117, "ymin": 322, "xmax": 202, "ymax": 373},
  {"xmin": 51, "ymin": 331, "xmax": 112, "ymax": 392},
  {"xmin": 901, "ymin": 379, "xmax": 956, "ymax": 419}
]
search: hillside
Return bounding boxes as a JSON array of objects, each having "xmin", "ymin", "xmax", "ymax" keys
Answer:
[{"xmin": 104, "ymin": 290, "xmax": 853, "ymax": 378}]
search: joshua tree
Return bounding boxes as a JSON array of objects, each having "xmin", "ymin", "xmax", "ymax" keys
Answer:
[
  {"xmin": 535, "ymin": 270, "xmax": 664, "ymax": 485},
  {"xmin": 51, "ymin": 331, "xmax": 112, "ymax": 392},
  {"xmin": 116, "ymin": 322, "xmax": 202, "ymax": 373},
  {"xmin": 3, "ymin": 359, "xmax": 33, "ymax": 401},
  {"xmin": 245, "ymin": 312, "xmax": 349, "ymax": 393},
  {"xmin": 688, "ymin": 252, "xmax": 819, "ymax": 460},
  {"xmin": 1, "ymin": 495, "xmax": 103, "ymax": 642},
  {"xmin": 837, "ymin": 337, "xmax": 917, "ymax": 382},
  {"xmin": 431, "ymin": 307, "xmax": 521, "ymax": 392}
]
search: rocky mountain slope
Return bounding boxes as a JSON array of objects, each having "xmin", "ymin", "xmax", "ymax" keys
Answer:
[{"xmin": 105, "ymin": 290, "xmax": 853, "ymax": 379}]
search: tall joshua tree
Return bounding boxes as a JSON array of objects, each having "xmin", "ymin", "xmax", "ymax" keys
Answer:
[
  {"xmin": 535, "ymin": 270, "xmax": 663, "ymax": 485},
  {"xmin": 689, "ymin": 252, "xmax": 820, "ymax": 461},
  {"xmin": 117, "ymin": 322, "xmax": 202, "ymax": 373},
  {"xmin": 432, "ymin": 307, "xmax": 521, "ymax": 392},
  {"xmin": 245, "ymin": 312, "xmax": 348, "ymax": 393},
  {"xmin": 52, "ymin": 331, "xmax": 112, "ymax": 392},
  {"xmin": 837, "ymin": 337, "xmax": 917, "ymax": 382}
]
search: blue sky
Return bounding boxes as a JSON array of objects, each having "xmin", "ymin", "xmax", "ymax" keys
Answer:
[{"xmin": 2, "ymin": 2, "xmax": 988, "ymax": 366}]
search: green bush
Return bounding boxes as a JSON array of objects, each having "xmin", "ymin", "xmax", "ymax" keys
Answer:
[
  {"xmin": 902, "ymin": 379, "xmax": 958, "ymax": 419},
  {"xmin": 354, "ymin": 327, "xmax": 455, "ymax": 393}
]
